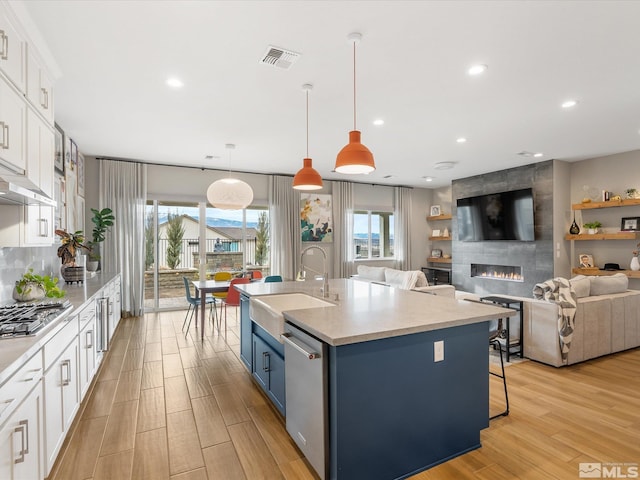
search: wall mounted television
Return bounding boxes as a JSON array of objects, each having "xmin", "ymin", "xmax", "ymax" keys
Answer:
[{"xmin": 456, "ymin": 188, "xmax": 535, "ymax": 241}]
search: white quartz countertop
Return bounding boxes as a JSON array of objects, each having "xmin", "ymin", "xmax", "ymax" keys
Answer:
[
  {"xmin": 0, "ymin": 272, "xmax": 118, "ymax": 387},
  {"xmin": 236, "ymin": 278, "xmax": 514, "ymax": 346}
]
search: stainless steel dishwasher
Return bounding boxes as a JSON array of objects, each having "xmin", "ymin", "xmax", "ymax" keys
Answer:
[{"xmin": 282, "ymin": 322, "xmax": 328, "ymax": 480}]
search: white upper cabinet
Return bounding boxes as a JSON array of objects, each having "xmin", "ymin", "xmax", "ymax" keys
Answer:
[
  {"xmin": 0, "ymin": 5, "xmax": 27, "ymax": 93},
  {"xmin": 26, "ymin": 49, "xmax": 54, "ymax": 125},
  {"xmin": 0, "ymin": 75, "xmax": 27, "ymax": 173}
]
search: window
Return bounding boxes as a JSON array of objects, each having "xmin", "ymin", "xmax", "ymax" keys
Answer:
[{"xmin": 354, "ymin": 210, "xmax": 394, "ymax": 259}]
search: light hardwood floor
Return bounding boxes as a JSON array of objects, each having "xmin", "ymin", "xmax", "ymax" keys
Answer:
[{"xmin": 48, "ymin": 308, "xmax": 640, "ymax": 480}]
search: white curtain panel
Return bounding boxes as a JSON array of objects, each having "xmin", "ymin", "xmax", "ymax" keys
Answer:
[
  {"xmin": 394, "ymin": 186, "xmax": 412, "ymax": 271},
  {"xmin": 332, "ymin": 181, "xmax": 355, "ymax": 278},
  {"xmin": 269, "ymin": 175, "xmax": 300, "ymax": 280},
  {"xmin": 99, "ymin": 159, "xmax": 147, "ymax": 316}
]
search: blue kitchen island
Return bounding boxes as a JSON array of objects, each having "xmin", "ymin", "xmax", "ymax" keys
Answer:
[{"xmin": 236, "ymin": 279, "xmax": 512, "ymax": 480}]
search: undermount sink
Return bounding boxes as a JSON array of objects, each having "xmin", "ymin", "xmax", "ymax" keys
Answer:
[{"xmin": 250, "ymin": 293, "xmax": 336, "ymax": 342}]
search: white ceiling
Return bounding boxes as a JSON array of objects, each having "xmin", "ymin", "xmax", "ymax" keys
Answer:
[{"xmin": 22, "ymin": 0, "xmax": 640, "ymax": 188}]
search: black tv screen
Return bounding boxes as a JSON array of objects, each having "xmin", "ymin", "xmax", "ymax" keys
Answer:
[{"xmin": 456, "ymin": 188, "xmax": 535, "ymax": 241}]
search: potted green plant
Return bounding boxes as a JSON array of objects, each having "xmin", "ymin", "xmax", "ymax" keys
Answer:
[
  {"xmin": 583, "ymin": 221, "xmax": 602, "ymax": 234},
  {"xmin": 13, "ymin": 268, "xmax": 65, "ymax": 302},
  {"xmin": 55, "ymin": 229, "xmax": 90, "ymax": 283},
  {"xmin": 86, "ymin": 208, "xmax": 115, "ymax": 272}
]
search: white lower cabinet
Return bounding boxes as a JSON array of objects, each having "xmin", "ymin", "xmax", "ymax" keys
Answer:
[
  {"xmin": 44, "ymin": 335, "xmax": 79, "ymax": 475},
  {"xmin": 0, "ymin": 379, "xmax": 43, "ymax": 480},
  {"xmin": 78, "ymin": 314, "xmax": 97, "ymax": 400}
]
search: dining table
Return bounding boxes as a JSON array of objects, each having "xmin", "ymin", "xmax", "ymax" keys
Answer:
[{"xmin": 191, "ymin": 280, "xmax": 231, "ymax": 340}]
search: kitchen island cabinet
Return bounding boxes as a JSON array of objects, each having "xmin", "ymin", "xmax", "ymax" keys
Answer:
[{"xmin": 237, "ymin": 279, "xmax": 512, "ymax": 480}]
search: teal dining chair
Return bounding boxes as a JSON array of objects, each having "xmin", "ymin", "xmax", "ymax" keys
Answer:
[{"xmin": 264, "ymin": 275, "xmax": 283, "ymax": 283}]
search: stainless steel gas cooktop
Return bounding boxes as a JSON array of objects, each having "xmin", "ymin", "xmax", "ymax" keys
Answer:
[{"xmin": 0, "ymin": 300, "xmax": 73, "ymax": 337}]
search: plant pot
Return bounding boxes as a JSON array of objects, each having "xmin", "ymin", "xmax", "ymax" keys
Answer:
[
  {"xmin": 587, "ymin": 228, "xmax": 598, "ymax": 235},
  {"xmin": 60, "ymin": 265, "xmax": 85, "ymax": 284},
  {"xmin": 12, "ymin": 282, "xmax": 46, "ymax": 302},
  {"xmin": 86, "ymin": 260, "xmax": 100, "ymax": 272}
]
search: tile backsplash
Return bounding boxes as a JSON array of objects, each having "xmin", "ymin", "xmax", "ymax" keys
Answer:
[{"xmin": 0, "ymin": 246, "xmax": 60, "ymax": 303}]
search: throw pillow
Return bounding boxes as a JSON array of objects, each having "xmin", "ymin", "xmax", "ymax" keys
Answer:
[
  {"xmin": 357, "ymin": 265, "xmax": 386, "ymax": 282},
  {"xmin": 385, "ymin": 268, "xmax": 408, "ymax": 287},
  {"xmin": 569, "ymin": 275, "xmax": 591, "ymax": 298},
  {"xmin": 589, "ymin": 273, "xmax": 629, "ymax": 296}
]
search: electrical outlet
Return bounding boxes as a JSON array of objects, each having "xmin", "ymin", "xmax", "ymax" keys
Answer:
[{"xmin": 434, "ymin": 340, "xmax": 444, "ymax": 362}]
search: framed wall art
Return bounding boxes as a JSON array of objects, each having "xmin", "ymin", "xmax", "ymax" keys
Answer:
[
  {"xmin": 54, "ymin": 124, "xmax": 65, "ymax": 174},
  {"xmin": 77, "ymin": 152, "xmax": 85, "ymax": 197},
  {"xmin": 300, "ymin": 193, "xmax": 333, "ymax": 242},
  {"xmin": 430, "ymin": 205, "xmax": 441, "ymax": 216},
  {"xmin": 578, "ymin": 253, "xmax": 594, "ymax": 268}
]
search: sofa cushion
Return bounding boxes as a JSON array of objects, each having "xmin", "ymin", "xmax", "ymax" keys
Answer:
[
  {"xmin": 589, "ymin": 273, "xmax": 629, "ymax": 296},
  {"xmin": 569, "ymin": 275, "xmax": 591, "ymax": 298},
  {"xmin": 384, "ymin": 268, "xmax": 407, "ymax": 287},
  {"xmin": 357, "ymin": 265, "xmax": 386, "ymax": 282}
]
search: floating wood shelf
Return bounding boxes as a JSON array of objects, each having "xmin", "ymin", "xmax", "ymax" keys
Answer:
[
  {"xmin": 429, "ymin": 236, "xmax": 452, "ymax": 241},
  {"xmin": 572, "ymin": 268, "xmax": 640, "ymax": 278},
  {"xmin": 428, "ymin": 257, "xmax": 452, "ymax": 263},
  {"xmin": 572, "ymin": 198, "xmax": 640, "ymax": 210},
  {"xmin": 565, "ymin": 232, "xmax": 640, "ymax": 241},
  {"xmin": 426, "ymin": 214, "xmax": 452, "ymax": 221}
]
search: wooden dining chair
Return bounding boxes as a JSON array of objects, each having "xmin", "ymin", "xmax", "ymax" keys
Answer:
[{"xmin": 219, "ymin": 277, "xmax": 251, "ymax": 334}]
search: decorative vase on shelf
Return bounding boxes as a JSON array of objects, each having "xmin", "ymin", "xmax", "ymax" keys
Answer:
[
  {"xmin": 569, "ymin": 215, "xmax": 580, "ymax": 235},
  {"xmin": 631, "ymin": 256, "xmax": 640, "ymax": 272}
]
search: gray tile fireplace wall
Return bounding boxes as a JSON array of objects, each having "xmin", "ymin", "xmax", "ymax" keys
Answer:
[
  {"xmin": 452, "ymin": 161, "xmax": 554, "ymax": 297},
  {"xmin": 0, "ymin": 246, "xmax": 60, "ymax": 303}
]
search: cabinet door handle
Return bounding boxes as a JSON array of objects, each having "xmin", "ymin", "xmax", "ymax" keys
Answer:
[
  {"xmin": 86, "ymin": 330, "xmax": 93, "ymax": 348},
  {"xmin": 61, "ymin": 359, "xmax": 71, "ymax": 386},
  {"xmin": 14, "ymin": 420, "xmax": 28, "ymax": 464},
  {"xmin": 0, "ymin": 121, "xmax": 9, "ymax": 150},
  {"xmin": 23, "ymin": 368, "xmax": 41, "ymax": 382},
  {"xmin": 262, "ymin": 351, "xmax": 270, "ymax": 372},
  {"xmin": 40, "ymin": 88, "xmax": 49, "ymax": 109},
  {"xmin": 0, "ymin": 29, "xmax": 7, "ymax": 60}
]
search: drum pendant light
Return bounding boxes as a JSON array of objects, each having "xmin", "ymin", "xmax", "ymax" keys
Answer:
[
  {"xmin": 293, "ymin": 84, "xmax": 323, "ymax": 190},
  {"xmin": 206, "ymin": 144, "xmax": 254, "ymax": 210},
  {"xmin": 335, "ymin": 32, "xmax": 375, "ymax": 174}
]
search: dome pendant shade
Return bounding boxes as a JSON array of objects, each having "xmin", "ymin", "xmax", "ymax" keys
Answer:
[
  {"xmin": 335, "ymin": 130, "xmax": 375, "ymax": 174},
  {"xmin": 293, "ymin": 158, "xmax": 323, "ymax": 190},
  {"xmin": 207, "ymin": 178, "xmax": 254, "ymax": 210}
]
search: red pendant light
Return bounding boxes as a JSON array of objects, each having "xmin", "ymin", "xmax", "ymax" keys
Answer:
[
  {"xmin": 335, "ymin": 32, "xmax": 375, "ymax": 175},
  {"xmin": 293, "ymin": 84, "xmax": 323, "ymax": 190}
]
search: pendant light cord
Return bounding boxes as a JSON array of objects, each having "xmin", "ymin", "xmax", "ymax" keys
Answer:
[
  {"xmin": 306, "ymin": 89, "xmax": 309, "ymax": 157},
  {"xmin": 353, "ymin": 40, "xmax": 357, "ymax": 131}
]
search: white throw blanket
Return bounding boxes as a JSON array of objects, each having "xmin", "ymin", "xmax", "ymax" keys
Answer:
[{"xmin": 533, "ymin": 277, "xmax": 577, "ymax": 363}]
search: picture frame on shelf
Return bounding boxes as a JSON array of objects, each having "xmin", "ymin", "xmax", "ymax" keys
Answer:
[
  {"xmin": 430, "ymin": 205, "xmax": 441, "ymax": 216},
  {"xmin": 578, "ymin": 253, "xmax": 594, "ymax": 268},
  {"xmin": 431, "ymin": 249, "xmax": 443, "ymax": 258},
  {"xmin": 54, "ymin": 124, "xmax": 65, "ymax": 174},
  {"xmin": 432, "ymin": 229, "xmax": 441, "ymax": 237},
  {"xmin": 621, "ymin": 217, "xmax": 640, "ymax": 231}
]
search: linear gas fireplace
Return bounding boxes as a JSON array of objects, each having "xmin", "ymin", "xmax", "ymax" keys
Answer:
[{"xmin": 471, "ymin": 263, "xmax": 523, "ymax": 282}]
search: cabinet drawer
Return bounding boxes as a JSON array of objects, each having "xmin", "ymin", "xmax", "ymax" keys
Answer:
[
  {"xmin": 44, "ymin": 316, "xmax": 78, "ymax": 371},
  {"xmin": 0, "ymin": 353, "xmax": 42, "ymax": 426},
  {"xmin": 77, "ymin": 300, "xmax": 95, "ymax": 330}
]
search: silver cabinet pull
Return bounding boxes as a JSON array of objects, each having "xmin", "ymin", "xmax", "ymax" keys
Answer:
[
  {"xmin": 86, "ymin": 330, "xmax": 93, "ymax": 349},
  {"xmin": 14, "ymin": 420, "xmax": 28, "ymax": 464},
  {"xmin": 262, "ymin": 351, "xmax": 270, "ymax": 372},
  {"xmin": 0, "ymin": 121, "xmax": 9, "ymax": 149},
  {"xmin": 40, "ymin": 87, "xmax": 49, "ymax": 109},
  {"xmin": 23, "ymin": 368, "xmax": 41, "ymax": 382},
  {"xmin": 0, "ymin": 29, "xmax": 7, "ymax": 60},
  {"xmin": 61, "ymin": 359, "xmax": 71, "ymax": 386}
]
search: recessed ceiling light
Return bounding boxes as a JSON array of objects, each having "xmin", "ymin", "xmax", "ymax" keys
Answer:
[
  {"xmin": 533, "ymin": 153, "xmax": 543, "ymax": 158},
  {"xmin": 423, "ymin": 176, "xmax": 434, "ymax": 182},
  {"xmin": 166, "ymin": 77, "xmax": 184, "ymax": 88},
  {"xmin": 468, "ymin": 64, "xmax": 488, "ymax": 76},
  {"xmin": 456, "ymin": 137, "xmax": 467, "ymax": 143},
  {"xmin": 434, "ymin": 162, "xmax": 455, "ymax": 170},
  {"xmin": 373, "ymin": 119, "xmax": 384, "ymax": 126},
  {"xmin": 561, "ymin": 99, "xmax": 578, "ymax": 108}
]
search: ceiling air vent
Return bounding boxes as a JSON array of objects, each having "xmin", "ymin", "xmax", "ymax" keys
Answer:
[{"xmin": 259, "ymin": 45, "xmax": 301, "ymax": 70}]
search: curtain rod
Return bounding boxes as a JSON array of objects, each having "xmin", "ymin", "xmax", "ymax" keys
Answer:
[{"xmin": 95, "ymin": 156, "xmax": 413, "ymax": 189}]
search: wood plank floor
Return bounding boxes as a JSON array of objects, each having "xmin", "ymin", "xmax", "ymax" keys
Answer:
[{"xmin": 48, "ymin": 307, "xmax": 640, "ymax": 480}]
